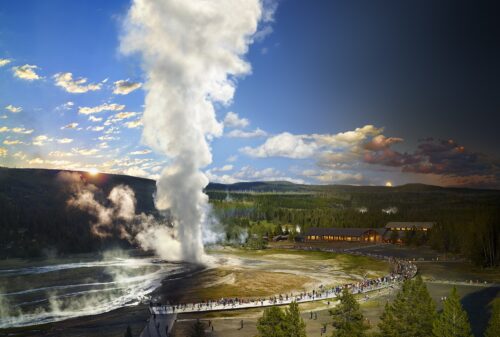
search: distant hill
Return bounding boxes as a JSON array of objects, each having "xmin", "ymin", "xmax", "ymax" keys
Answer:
[
  {"xmin": 1, "ymin": 167, "xmax": 499, "ymax": 259},
  {"xmin": 206, "ymin": 180, "xmax": 495, "ymax": 194}
]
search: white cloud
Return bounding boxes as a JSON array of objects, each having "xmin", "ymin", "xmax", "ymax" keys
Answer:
[
  {"xmin": 89, "ymin": 116, "xmax": 103, "ymax": 122},
  {"xmin": 241, "ymin": 125, "xmax": 385, "ymax": 160},
  {"xmin": 114, "ymin": 111, "xmax": 138, "ymax": 120},
  {"xmin": 5, "ymin": 104, "xmax": 22, "ymax": 113},
  {"xmin": 130, "ymin": 149, "xmax": 152, "ymax": 155},
  {"xmin": 0, "ymin": 127, "xmax": 9, "ymax": 133},
  {"xmin": 3, "ymin": 139, "xmax": 23, "ymax": 145},
  {"xmin": 241, "ymin": 132, "xmax": 317, "ymax": 159},
  {"xmin": 61, "ymin": 122, "xmax": 79, "ymax": 130},
  {"xmin": 79, "ymin": 103, "xmax": 125, "ymax": 115},
  {"xmin": 227, "ymin": 128, "xmax": 267, "ymax": 138},
  {"xmin": 125, "ymin": 119, "xmax": 143, "ymax": 128},
  {"xmin": 49, "ymin": 151, "xmax": 74, "ymax": 157},
  {"xmin": 28, "ymin": 157, "xmax": 44, "ymax": 165},
  {"xmin": 104, "ymin": 126, "xmax": 120, "ymax": 134},
  {"xmin": 113, "ymin": 80, "xmax": 142, "ymax": 95},
  {"xmin": 53, "ymin": 72, "xmax": 102, "ymax": 93},
  {"xmin": 12, "ymin": 64, "xmax": 41, "ymax": 80},
  {"xmin": 105, "ymin": 111, "xmax": 139, "ymax": 125},
  {"xmin": 72, "ymin": 148, "xmax": 99, "ymax": 156},
  {"xmin": 0, "ymin": 147, "xmax": 7, "ymax": 157},
  {"xmin": 224, "ymin": 112, "xmax": 249, "ymax": 128},
  {"xmin": 211, "ymin": 164, "xmax": 234, "ymax": 172},
  {"xmin": 55, "ymin": 101, "xmax": 74, "ymax": 111},
  {"xmin": 57, "ymin": 138, "xmax": 73, "ymax": 144},
  {"xmin": 32, "ymin": 135, "xmax": 51, "ymax": 146},
  {"xmin": 0, "ymin": 115, "xmax": 7, "ymax": 119},
  {"xmin": 98, "ymin": 135, "xmax": 118, "ymax": 141},
  {"xmin": 205, "ymin": 171, "xmax": 238, "ymax": 184},
  {"xmin": 0, "ymin": 59, "xmax": 12, "ymax": 67},
  {"xmin": 13, "ymin": 151, "xmax": 27, "ymax": 159},
  {"xmin": 312, "ymin": 125, "xmax": 382, "ymax": 147},
  {"xmin": 12, "ymin": 127, "xmax": 34, "ymax": 134},
  {"xmin": 90, "ymin": 126, "xmax": 105, "ymax": 132},
  {"xmin": 206, "ymin": 165, "xmax": 304, "ymax": 184},
  {"xmin": 302, "ymin": 169, "xmax": 363, "ymax": 184},
  {"xmin": 122, "ymin": 166, "xmax": 149, "ymax": 178}
]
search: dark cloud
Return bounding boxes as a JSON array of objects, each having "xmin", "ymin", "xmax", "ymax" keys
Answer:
[
  {"xmin": 364, "ymin": 148, "xmax": 420, "ymax": 167},
  {"xmin": 364, "ymin": 138, "xmax": 500, "ymax": 187}
]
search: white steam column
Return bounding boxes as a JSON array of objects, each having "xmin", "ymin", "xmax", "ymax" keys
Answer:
[{"xmin": 121, "ymin": 0, "xmax": 266, "ymax": 262}]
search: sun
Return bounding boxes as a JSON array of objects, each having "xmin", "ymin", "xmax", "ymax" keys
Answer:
[
  {"xmin": 385, "ymin": 181, "xmax": 393, "ymax": 187},
  {"xmin": 88, "ymin": 168, "xmax": 99, "ymax": 176}
]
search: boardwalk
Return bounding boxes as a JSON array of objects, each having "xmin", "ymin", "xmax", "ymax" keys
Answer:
[{"xmin": 150, "ymin": 281, "xmax": 398, "ymax": 315}]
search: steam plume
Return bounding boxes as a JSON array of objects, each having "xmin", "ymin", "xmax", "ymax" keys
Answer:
[{"xmin": 121, "ymin": 0, "xmax": 267, "ymax": 262}]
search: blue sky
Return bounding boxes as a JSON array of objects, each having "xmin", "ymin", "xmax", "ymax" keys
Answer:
[{"xmin": 1, "ymin": 0, "xmax": 499, "ymax": 188}]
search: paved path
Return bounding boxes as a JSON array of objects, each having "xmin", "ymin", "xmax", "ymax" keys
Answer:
[
  {"xmin": 425, "ymin": 280, "xmax": 499, "ymax": 287},
  {"xmin": 342, "ymin": 243, "xmax": 391, "ymax": 252},
  {"xmin": 140, "ymin": 313, "xmax": 177, "ymax": 337}
]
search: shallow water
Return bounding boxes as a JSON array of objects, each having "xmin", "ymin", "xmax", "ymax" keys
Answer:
[{"xmin": 0, "ymin": 253, "xmax": 185, "ymax": 328}]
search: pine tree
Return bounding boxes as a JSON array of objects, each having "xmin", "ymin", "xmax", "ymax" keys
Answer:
[
  {"xmin": 257, "ymin": 306, "xmax": 287, "ymax": 337},
  {"xmin": 190, "ymin": 319, "xmax": 206, "ymax": 337},
  {"xmin": 485, "ymin": 298, "xmax": 500, "ymax": 337},
  {"xmin": 329, "ymin": 287, "xmax": 368, "ymax": 337},
  {"xmin": 432, "ymin": 287, "xmax": 473, "ymax": 337},
  {"xmin": 378, "ymin": 276, "xmax": 436, "ymax": 337},
  {"xmin": 284, "ymin": 301, "xmax": 306, "ymax": 337}
]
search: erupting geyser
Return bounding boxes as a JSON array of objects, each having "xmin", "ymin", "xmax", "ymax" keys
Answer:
[{"xmin": 121, "ymin": 0, "xmax": 269, "ymax": 262}]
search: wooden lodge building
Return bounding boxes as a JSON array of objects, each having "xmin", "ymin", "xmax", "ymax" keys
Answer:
[
  {"xmin": 305, "ymin": 222, "xmax": 434, "ymax": 243},
  {"xmin": 385, "ymin": 222, "xmax": 434, "ymax": 232},
  {"xmin": 305, "ymin": 227, "xmax": 386, "ymax": 243}
]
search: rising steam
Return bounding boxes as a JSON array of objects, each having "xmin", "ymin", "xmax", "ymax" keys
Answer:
[{"xmin": 120, "ymin": 0, "xmax": 269, "ymax": 262}]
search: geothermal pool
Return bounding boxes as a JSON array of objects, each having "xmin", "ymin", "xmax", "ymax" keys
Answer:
[{"xmin": 0, "ymin": 252, "xmax": 185, "ymax": 328}]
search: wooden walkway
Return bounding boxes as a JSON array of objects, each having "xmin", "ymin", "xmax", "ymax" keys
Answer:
[{"xmin": 150, "ymin": 281, "xmax": 400, "ymax": 315}]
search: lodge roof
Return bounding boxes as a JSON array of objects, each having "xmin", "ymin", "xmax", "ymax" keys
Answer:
[
  {"xmin": 305, "ymin": 227, "xmax": 384, "ymax": 237},
  {"xmin": 385, "ymin": 222, "xmax": 435, "ymax": 229}
]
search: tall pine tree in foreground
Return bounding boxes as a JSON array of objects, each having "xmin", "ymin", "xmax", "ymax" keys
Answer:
[
  {"xmin": 485, "ymin": 298, "xmax": 500, "ymax": 337},
  {"xmin": 329, "ymin": 287, "xmax": 368, "ymax": 337},
  {"xmin": 257, "ymin": 306, "xmax": 287, "ymax": 337},
  {"xmin": 433, "ymin": 287, "xmax": 473, "ymax": 337},
  {"xmin": 256, "ymin": 301, "xmax": 307, "ymax": 337},
  {"xmin": 190, "ymin": 319, "xmax": 206, "ymax": 337},
  {"xmin": 378, "ymin": 275, "xmax": 436, "ymax": 337},
  {"xmin": 284, "ymin": 301, "xmax": 307, "ymax": 337}
]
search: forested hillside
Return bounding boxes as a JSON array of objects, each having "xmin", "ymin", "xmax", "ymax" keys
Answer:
[
  {"xmin": 0, "ymin": 167, "xmax": 157, "ymax": 257},
  {"xmin": 1, "ymin": 167, "xmax": 499, "ymax": 267}
]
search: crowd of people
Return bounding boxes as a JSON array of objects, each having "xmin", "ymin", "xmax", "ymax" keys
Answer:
[{"xmin": 149, "ymin": 252, "xmax": 417, "ymax": 315}]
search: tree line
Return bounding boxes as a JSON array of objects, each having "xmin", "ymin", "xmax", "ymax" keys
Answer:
[{"xmin": 210, "ymin": 191, "xmax": 500, "ymax": 267}]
